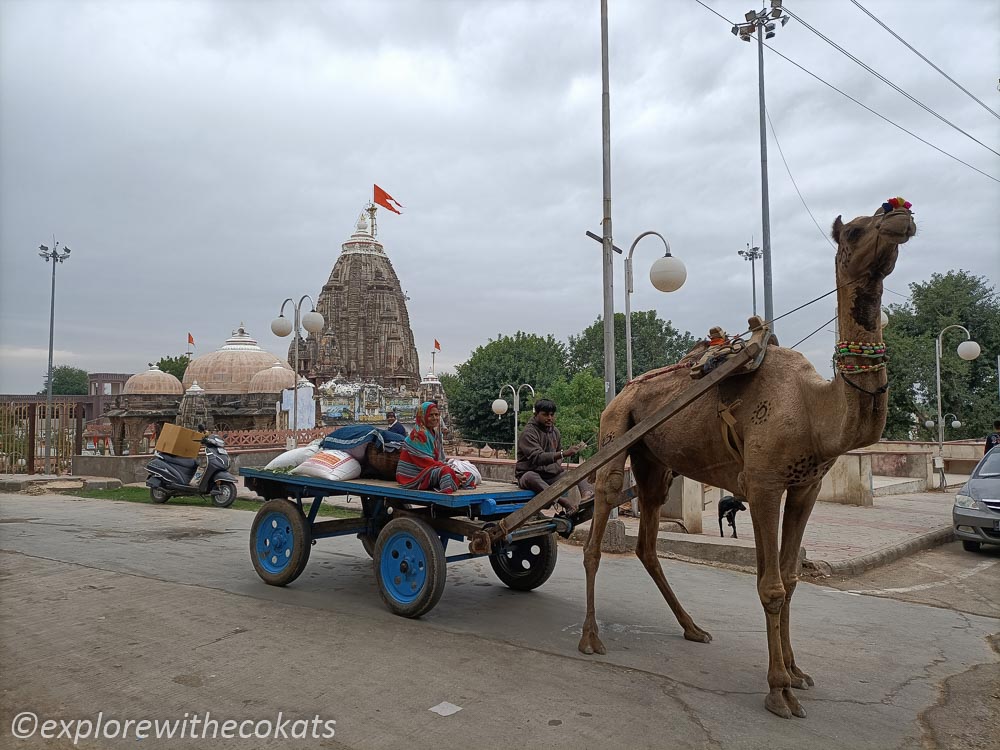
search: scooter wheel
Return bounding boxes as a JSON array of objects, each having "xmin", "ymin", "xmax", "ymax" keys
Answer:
[
  {"xmin": 150, "ymin": 487, "xmax": 170, "ymax": 504},
  {"xmin": 212, "ymin": 482, "xmax": 237, "ymax": 508}
]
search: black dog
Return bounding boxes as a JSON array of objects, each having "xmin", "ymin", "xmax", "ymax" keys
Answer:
[{"xmin": 718, "ymin": 495, "xmax": 747, "ymax": 538}]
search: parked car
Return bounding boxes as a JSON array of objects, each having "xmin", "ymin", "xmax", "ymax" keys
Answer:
[{"xmin": 953, "ymin": 446, "xmax": 1000, "ymax": 552}]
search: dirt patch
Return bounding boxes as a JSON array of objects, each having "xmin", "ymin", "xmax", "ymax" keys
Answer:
[
  {"xmin": 21, "ymin": 481, "xmax": 84, "ymax": 495},
  {"xmin": 912, "ymin": 633, "xmax": 1000, "ymax": 750}
]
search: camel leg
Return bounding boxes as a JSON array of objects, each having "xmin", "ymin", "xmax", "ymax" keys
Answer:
[
  {"xmin": 746, "ymin": 486, "xmax": 799, "ymax": 719},
  {"xmin": 633, "ymin": 461, "xmax": 711, "ymax": 643},
  {"xmin": 778, "ymin": 482, "xmax": 822, "ymax": 693},
  {"xmin": 578, "ymin": 462, "xmax": 620, "ymax": 656}
]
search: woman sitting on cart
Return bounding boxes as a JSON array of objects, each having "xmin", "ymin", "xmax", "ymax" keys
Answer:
[{"xmin": 396, "ymin": 402, "xmax": 476, "ymax": 494}]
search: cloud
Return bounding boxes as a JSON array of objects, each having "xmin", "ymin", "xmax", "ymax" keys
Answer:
[{"xmin": 1, "ymin": 0, "xmax": 997, "ymax": 396}]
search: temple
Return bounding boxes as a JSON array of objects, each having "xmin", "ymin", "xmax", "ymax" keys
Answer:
[{"xmin": 297, "ymin": 208, "xmax": 420, "ymax": 392}]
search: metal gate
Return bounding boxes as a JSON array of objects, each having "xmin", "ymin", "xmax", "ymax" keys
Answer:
[{"xmin": 0, "ymin": 401, "xmax": 83, "ymax": 475}]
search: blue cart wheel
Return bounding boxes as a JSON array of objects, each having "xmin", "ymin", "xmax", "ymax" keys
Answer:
[
  {"xmin": 250, "ymin": 500, "xmax": 311, "ymax": 586},
  {"xmin": 373, "ymin": 517, "xmax": 447, "ymax": 618},
  {"xmin": 489, "ymin": 533, "xmax": 558, "ymax": 591}
]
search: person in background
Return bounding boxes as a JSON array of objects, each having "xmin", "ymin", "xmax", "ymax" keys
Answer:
[
  {"xmin": 985, "ymin": 419, "xmax": 1000, "ymax": 455},
  {"xmin": 515, "ymin": 399, "xmax": 591, "ymax": 512},
  {"xmin": 396, "ymin": 402, "xmax": 475, "ymax": 493},
  {"xmin": 386, "ymin": 411, "xmax": 407, "ymax": 438}
]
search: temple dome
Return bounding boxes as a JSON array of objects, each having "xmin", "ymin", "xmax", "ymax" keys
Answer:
[
  {"xmin": 182, "ymin": 325, "xmax": 292, "ymax": 394},
  {"xmin": 122, "ymin": 365, "xmax": 184, "ymax": 395},
  {"xmin": 248, "ymin": 363, "xmax": 296, "ymax": 394}
]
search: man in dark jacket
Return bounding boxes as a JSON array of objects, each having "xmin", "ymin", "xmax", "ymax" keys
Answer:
[
  {"xmin": 515, "ymin": 399, "xmax": 592, "ymax": 512},
  {"xmin": 386, "ymin": 411, "xmax": 407, "ymax": 438}
]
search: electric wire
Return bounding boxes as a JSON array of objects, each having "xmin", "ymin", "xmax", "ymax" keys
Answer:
[
  {"xmin": 782, "ymin": 7, "xmax": 999, "ymax": 158},
  {"xmin": 765, "ymin": 105, "xmax": 838, "ymax": 251},
  {"xmin": 689, "ymin": 0, "xmax": 999, "ymax": 183},
  {"xmin": 762, "ymin": 44, "xmax": 999, "ymax": 183},
  {"xmin": 848, "ymin": 0, "xmax": 999, "ymax": 120},
  {"xmin": 791, "ymin": 315, "xmax": 838, "ymax": 349}
]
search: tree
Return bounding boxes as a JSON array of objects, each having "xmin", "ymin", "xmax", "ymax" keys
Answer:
[
  {"xmin": 40, "ymin": 366, "xmax": 88, "ymax": 395},
  {"xmin": 546, "ymin": 371, "xmax": 605, "ymax": 459},
  {"xmin": 568, "ymin": 310, "xmax": 697, "ymax": 394},
  {"xmin": 883, "ymin": 271, "xmax": 999, "ymax": 440},
  {"xmin": 156, "ymin": 355, "xmax": 191, "ymax": 381},
  {"xmin": 448, "ymin": 332, "xmax": 569, "ymax": 448}
]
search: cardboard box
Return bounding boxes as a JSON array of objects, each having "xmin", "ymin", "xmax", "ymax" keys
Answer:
[{"xmin": 155, "ymin": 424, "xmax": 206, "ymax": 458}]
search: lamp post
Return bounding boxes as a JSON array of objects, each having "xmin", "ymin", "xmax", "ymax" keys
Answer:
[
  {"xmin": 738, "ymin": 242, "xmax": 762, "ymax": 316},
  {"xmin": 38, "ymin": 241, "xmax": 71, "ymax": 474},
  {"xmin": 271, "ymin": 296, "xmax": 324, "ymax": 446},
  {"xmin": 731, "ymin": 0, "xmax": 790, "ymax": 331},
  {"xmin": 492, "ymin": 384, "xmax": 534, "ymax": 462},
  {"xmin": 624, "ymin": 231, "xmax": 686, "ymax": 382},
  {"xmin": 934, "ymin": 324, "xmax": 980, "ymax": 486}
]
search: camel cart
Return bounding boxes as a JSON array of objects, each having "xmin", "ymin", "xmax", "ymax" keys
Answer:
[{"xmin": 241, "ymin": 343, "xmax": 758, "ymax": 618}]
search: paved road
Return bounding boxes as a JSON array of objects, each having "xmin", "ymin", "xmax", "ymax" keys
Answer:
[{"xmin": 1, "ymin": 495, "xmax": 997, "ymax": 750}]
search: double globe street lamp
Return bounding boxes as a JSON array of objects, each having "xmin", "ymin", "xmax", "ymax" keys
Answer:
[
  {"xmin": 932, "ymin": 324, "xmax": 980, "ymax": 487},
  {"xmin": 492, "ymin": 384, "xmax": 535, "ymax": 462},
  {"xmin": 624, "ymin": 231, "xmax": 686, "ymax": 382},
  {"xmin": 271, "ymin": 296, "xmax": 324, "ymax": 446}
]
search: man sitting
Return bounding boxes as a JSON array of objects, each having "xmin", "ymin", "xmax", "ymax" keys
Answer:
[
  {"xmin": 386, "ymin": 411, "xmax": 407, "ymax": 438},
  {"xmin": 515, "ymin": 399, "xmax": 591, "ymax": 512}
]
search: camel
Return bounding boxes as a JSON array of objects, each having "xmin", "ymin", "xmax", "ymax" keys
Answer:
[{"xmin": 579, "ymin": 199, "xmax": 916, "ymax": 719}]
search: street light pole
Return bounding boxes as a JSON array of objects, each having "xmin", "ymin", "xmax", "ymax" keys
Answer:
[
  {"xmin": 271, "ymin": 296, "xmax": 325, "ymax": 447},
  {"xmin": 934, "ymin": 324, "xmax": 980, "ymax": 486},
  {"xmin": 38, "ymin": 241, "xmax": 71, "ymax": 474},
  {"xmin": 493, "ymin": 384, "xmax": 534, "ymax": 462},
  {"xmin": 624, "ymin": 231, "xmax": 686, "ymax": 382},
  {"xmin": 732, "ymin": 1, "xmax": 790, "ymax": 331}
]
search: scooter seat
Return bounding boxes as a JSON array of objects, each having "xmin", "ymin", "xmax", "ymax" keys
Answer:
[{"xmin": 156, "ymin": 454, "xmax": 198, "ymax": 470}]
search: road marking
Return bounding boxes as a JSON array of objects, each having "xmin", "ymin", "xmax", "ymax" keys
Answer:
[{"xmin": 842, "ymin": 559, "xmax": 998, "ymax": 595}]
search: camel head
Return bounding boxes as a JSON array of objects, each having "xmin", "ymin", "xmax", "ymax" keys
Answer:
[
  {"xmin": 831, "ymin": 197, "xmax": 916, "ymax": 282},
  {"xmin": 831, "ymin": 197, "xmax": 916, "ymax": 333}
]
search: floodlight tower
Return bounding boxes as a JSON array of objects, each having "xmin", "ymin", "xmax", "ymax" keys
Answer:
[
  {"xmin": 731, "ymin": 0, "xmax": 790, "ymax": 332},
  {"xmin": 38, "ymin": 240, "xmax": 72, "ymax": 474}
]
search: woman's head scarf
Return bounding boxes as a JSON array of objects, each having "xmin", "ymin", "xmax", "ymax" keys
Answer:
[{"xmin": 403, "ymin": 402, "xmax": 443, "ymax": 461}]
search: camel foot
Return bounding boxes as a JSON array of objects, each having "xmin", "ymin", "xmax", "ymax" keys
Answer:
[
  {"xmin": 764, "ymin": 690, "xmax": 793, "ymax": 719},
  {"xmin": 789, "ymin": 665, "xmax": 814, "ymax": 688},
  {"xmin": 683, "ymin": 625, "xmax": 713, "ymax": 643},
  {"xmin": 578, "ymin": 630, "xmax": 607, "ymax": 656},
  {"xmin": 784, "ymin": 688, "xmax": 807, "ymax": 718}
]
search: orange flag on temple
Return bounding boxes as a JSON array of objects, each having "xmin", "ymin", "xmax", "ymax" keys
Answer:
[
  {"xmin": 434, "ymin": 339, "xmax": 441, "ymax": 351},
  {"xmin": 374, "ymin": 184, "xmax": 403, "ymax": 214},
  {"xmin": 188, "ymin": 333, "xmax": 195, "ymax": 346}
]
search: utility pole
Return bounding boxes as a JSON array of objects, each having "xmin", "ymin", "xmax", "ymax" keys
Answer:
[
  {"xmin": 732, "ymin": 1, "xmax": 790, "ymax": 332},
  {"xmin": 600, "ymin": 0, "xmax": 615, "ymax": 406}
]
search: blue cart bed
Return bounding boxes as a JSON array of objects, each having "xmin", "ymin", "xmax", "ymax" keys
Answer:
[{"xmin": 240, "ymin": 467, "xmax": 575, "ymax": 618}]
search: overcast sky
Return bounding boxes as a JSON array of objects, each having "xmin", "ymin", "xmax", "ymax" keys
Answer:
[{"xmin": 1, "ymin": 0, "xmax": 997, "ymax": 395}]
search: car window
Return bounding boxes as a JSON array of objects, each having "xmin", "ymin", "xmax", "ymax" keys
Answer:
[{"xmin": 977, "ymin": 450, "xmax": 1000, "ymax": 477}]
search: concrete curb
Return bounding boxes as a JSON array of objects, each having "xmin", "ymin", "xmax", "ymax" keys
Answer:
[
  {"xmin": 805, "ymin": 524, "xmax": 955, "ymax": 577},
  {"xmin": 0, "ymin": 475, "xmax": 123, "ymax": 492}
]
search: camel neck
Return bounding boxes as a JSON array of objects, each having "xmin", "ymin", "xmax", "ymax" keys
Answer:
[{"xmin": 826, "ymin": 274, "xmax": 888, "ymax": 450}]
